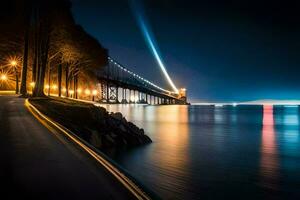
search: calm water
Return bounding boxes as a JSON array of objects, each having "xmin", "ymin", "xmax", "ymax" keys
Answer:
[{"xmin": 100, "ymin": 104, "xmax": 300, "ymax": 199}]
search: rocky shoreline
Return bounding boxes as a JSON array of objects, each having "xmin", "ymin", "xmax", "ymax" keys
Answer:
[{"xmin": 29, "ymin": 97, "xmax": 152, "ymax": 154}]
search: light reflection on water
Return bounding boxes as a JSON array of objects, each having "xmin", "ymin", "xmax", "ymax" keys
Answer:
[
  {"xmin": 99, "ymin": 104, "xmax": 300, "ymax": 199},
  {"xmin": 260, "ymin": 105, "xmax": 279, "ymax": 190}
]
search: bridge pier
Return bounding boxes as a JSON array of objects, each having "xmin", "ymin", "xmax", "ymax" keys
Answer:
[
  {"xmin": 134, "ymin": 90, "xmax": 137, "ymax": 103},
  {"xmin": 121, "ymin": 88, "xmax": 127, "ymax": 104},
  {"xmin": 138, "ymin": 91, "xmax": 141, "ymax": 103},
  {"xmin": 129, "ymin": 89, "xmax": 132, "ymax": 103}
]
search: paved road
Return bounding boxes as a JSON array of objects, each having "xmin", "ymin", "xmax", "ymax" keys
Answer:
[{"xmin": 0, "ymin": 95, "xmax": 135, "ymax": 199}]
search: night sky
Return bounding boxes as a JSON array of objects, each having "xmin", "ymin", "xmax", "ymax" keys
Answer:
[{"xmin": 71, "ymin": 0, "xmax": 300, "ymax": 102}]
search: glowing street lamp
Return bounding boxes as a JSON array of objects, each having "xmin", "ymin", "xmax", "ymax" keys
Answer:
[
  {"xmin": 0, "ymin": 74, "xmax": 7, "ymax": 81},
  {"xmin": 10, "ymin": 60, "xmax": 19, "ymax": 94},
  {"xmin": 62, "ymin": 88, "xmax": 67, "ymax": 96},
  {"xmin": 10, "ymin": 60, "xmax": 17, "ymax": 67},
  {"xmin": 84, "ymin": 89, "xmax": 91, "ymax": 95},
  {"xmin": 69, "ymin": 90, "xmax": 74, "ymax": 98},
  {"xmin": 30, "ymin": 82, "xmax": 35, "ymax": 93},
  {"xmin": 92, "ymin": 89, "xmax": 97, "ymax": 101},
  {"xmin": 52, "ymin": 85, "xmax": 57, "ymax": 90}
]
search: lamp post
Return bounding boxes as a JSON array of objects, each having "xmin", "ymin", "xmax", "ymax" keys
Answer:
[
  {"xmin": 92, "ymin": 90, "xmax": 97, "ymax": 101},
  {"xmin": 11, "ymin": 60, "xmax": 18, "ymax": 94},
  {"xmin": 30, "ymin": 82, "xmax": 35, "ymax": 93},
  {"xmin": 85, "ymin": 89, "xmax": 91, "ymax": 100},
  {"xmin": 69, "ymin": 90, "xmax": 74, "ymax": 98},
  {"xmin": 77, "ymin": 88, "xmax": 82, "ymax": 99}
]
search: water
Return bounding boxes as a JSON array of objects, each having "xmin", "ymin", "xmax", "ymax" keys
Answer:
[{"xmin": 100, "ymin": 104, "xmax": 300, "ymax": 199}]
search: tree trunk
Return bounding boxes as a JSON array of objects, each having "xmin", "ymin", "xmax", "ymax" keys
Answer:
[
  {"xmin": 58, "ymin": 63, "xmax": 62, "ymax": 97},
  {"xmin": 75, "ymin": 75, "xmax": 78, "ymax": 99},
  {"xmin": 73, "ymin": 73, "xmax": 77, "ymax": 99},
  {"xmin": 15, "ymin": 68, "xmax": 19, "ymax": 94},
  {"xmin": 32, "ymin": 19, "xmax": 50, "ymax": 97},
  {"xmin": 65, "ymin": 64, "xmax": 69, "ymax": 97},
  {"xmin": 32, "ymin": 25, "xmax": 38, "ymax": 82},
  {"xmin": 47, "ymin": 62, "xmax": 51, "ymax": 96},
  {"xmin": 20, "ymin": 5, "xmax": 31, "ymax": 96},
  {"xmin": 32, "ymin": 6, "xmax": 38, "ymax": 83}
]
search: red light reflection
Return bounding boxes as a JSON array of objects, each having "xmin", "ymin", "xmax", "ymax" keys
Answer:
[{"xmin": 260, "ymin": 105, "xmax": 279, "ymax": 189}]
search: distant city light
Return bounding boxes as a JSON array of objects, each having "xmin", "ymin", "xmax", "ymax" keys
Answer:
[
  {"xmin": 215, "ymin": 104, "xmax": 223, "ymax": 107},
  {"xmin": 233, "ymin": 102, "xmax": 237, "ymax": 107}
]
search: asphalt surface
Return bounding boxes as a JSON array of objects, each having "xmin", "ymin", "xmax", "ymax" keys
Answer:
[{"xmin": 0, "ymin": 95, "xmax": 135, "ymax": 199}]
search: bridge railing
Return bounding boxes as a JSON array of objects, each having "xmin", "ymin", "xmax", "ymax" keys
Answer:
[{"xmin": 96, "ymin": 57, "xmax": 178, "ymax": 99}]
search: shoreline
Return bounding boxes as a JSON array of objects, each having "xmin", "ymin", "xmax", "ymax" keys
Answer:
[{"xmin": 26, "ymin": 97, "xmax": 159, "ymax": 200}]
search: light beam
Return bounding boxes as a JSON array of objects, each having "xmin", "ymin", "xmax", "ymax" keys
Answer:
[{"xmin": 130, "ymin": 0, "xmax": 179, "ymax": 94}]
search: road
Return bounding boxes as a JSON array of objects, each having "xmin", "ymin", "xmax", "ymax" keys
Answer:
[{"xmin": 0, "ymin": 95, "xmax": 136, "ymax": 199}]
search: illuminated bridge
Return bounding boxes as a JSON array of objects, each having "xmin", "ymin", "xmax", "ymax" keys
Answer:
[{"xmin": 95, "ymin": 57, "xmax": 187, "ymax": 105}]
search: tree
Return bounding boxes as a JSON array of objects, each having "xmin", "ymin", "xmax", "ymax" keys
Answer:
[{"xmin": 20, "ymin": 2, "xmax": 32, "ymax": 96}]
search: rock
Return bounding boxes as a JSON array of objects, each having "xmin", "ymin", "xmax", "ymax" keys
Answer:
[
  {"xmin": 105, "ymin": 134, "xmax": 115, "ymax": 145},
  {"xmin": 111, "ymin": 112, "xmax": 123, "ymax": 121},
  {"xmin": 90, "ymin": 130, "xmax": 102, "ymax": 149},
  {"xmin": 119, "ymin": 124, "xmax": 126, "ymax": 132}
]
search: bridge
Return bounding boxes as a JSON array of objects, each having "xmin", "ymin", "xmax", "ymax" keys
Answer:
[{"xmin": 95, "ymin": 57, "xmax": 187, "ymax": 105}]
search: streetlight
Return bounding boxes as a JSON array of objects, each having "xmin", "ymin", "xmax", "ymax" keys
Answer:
[
  {"xmin": 77, "ymin": 88, "xmax": 82, "ymax": 99},
  {"xmin": 0, "ymin": 74, "xmax": 7, "ymax": 81},
  {"xmin": 30, "ymin": 82, "xmax": 35, "ymax": 93},
  {"xmin": 69, "ymin": 90, "xmax": 74, "ymax": 98},
  {"xmin": 52, "ymin": 85, "xmax": 57, "ymax": 90},
  {"xmin": 84, "ymin": 89, "xmax": 91, "ymax": 95},
  {"xmin": 10, "ymin": 60, "xmax": 18, "ymax": 94},
  {"xmin": 92, "ymin": 89, "xmax": 97, "ymax": 101}
]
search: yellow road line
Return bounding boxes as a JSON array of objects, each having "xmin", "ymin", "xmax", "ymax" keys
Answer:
[{"xmin": 25, "ymin": 99, "xmax": 152, "ymax": 200}]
